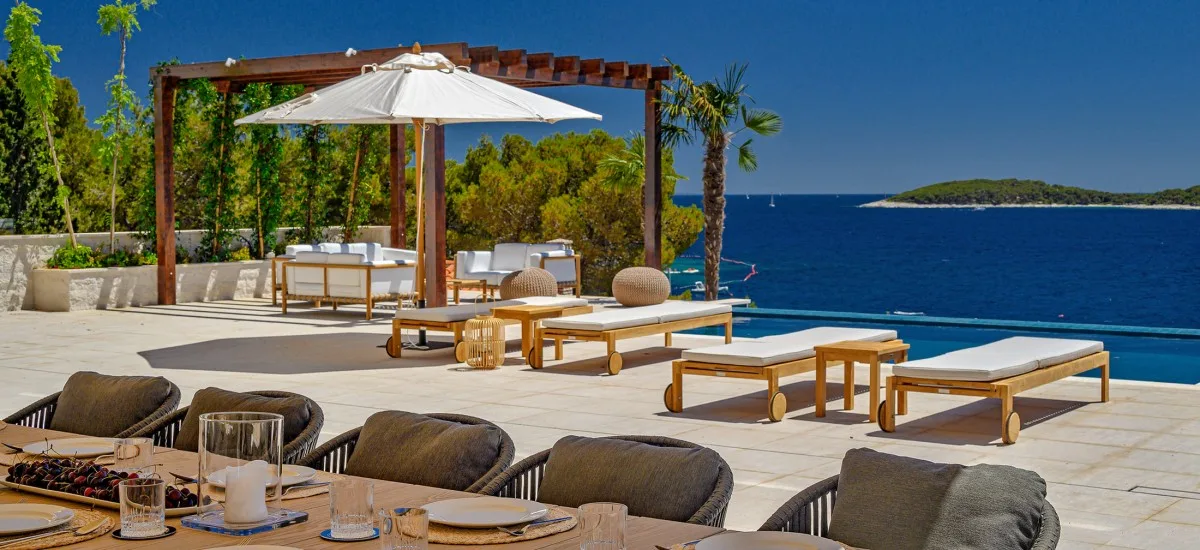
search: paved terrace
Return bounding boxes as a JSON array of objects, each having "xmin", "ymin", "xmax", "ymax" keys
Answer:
[{"xmin": 2, "ymin": 299, "xmax": 1198, "ymax": 549}]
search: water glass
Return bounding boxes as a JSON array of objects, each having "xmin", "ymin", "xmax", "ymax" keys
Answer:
[
  {"xmin": 378, "ymin": 507, "xmax": 428, "ymax": 550},
  {"xmin": 329, "ymin": 478, "xmax": 374, "ymax": 539},
  {"xmin": 579, "ymin": 502, "xmax": 626, "ymax": 550},
  {"xmin": 112, "ymin": 437, "xmax": 154, "ymax": 474},
  {"xmin": 119, "ymin": 478, "xmax": 166, "ymax": 538}
]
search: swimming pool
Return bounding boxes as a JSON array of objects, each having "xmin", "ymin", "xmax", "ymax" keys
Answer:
[{"xmin": 684, "ymin": 309, "xmax": 1200, "ymax": 385}]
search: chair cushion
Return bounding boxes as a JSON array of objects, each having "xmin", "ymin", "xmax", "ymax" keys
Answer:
[
  {"xmin": 174, "ymin": 388, "xmax": 312, "ymax": 452},
  {"xmin": 49, "ymin": 372, "xmax": 174, "ymax": 437},
  {"xmin": 344, "ymin": 411, "xmax": 504, "ymax": 491},
  {"xmin": 828, "ymin": 448, "xmax": 1047, "ymax": 550},
  {"xmin": 491, "ymin": 243, "xmax": 530, "ymax": 271},
  {"xmin": 682, "ymin": 327, "xmax": 898, "ymax": 367},
  {"xmin": 537, "ymin": 436, "xmax": 723, "ymax": 523},
  {"xmin": 892, "ymin": 337, "xmax": 1104, "ymax": 382}
]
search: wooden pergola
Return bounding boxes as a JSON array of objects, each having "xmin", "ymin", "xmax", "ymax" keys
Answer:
[{"xmin": 151, "ymin": 42, "xmax": 672, "ymax": 307}]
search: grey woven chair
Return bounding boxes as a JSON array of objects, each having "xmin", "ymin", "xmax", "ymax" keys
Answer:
[
  {"xmin": 479, "ymin": 435, "xmax": 734, "ymax": 527},
  {"xmin": 134, "ymin": 390, "xmax": 324, "ymax": 465},
  {"xmin": 298, "ymin": 412, "xmax": 515, "ymax": 493},
  {"xmin": 758, "ymin": 474, "xmax": 1061, "ymax": 550},
  {"xmin": 4, "ymin": 382, "xmax": 181, "ymax": 438}
]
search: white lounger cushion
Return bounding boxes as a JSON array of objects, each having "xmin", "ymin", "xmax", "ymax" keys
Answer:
[
  {"xmin": 892, "ymin": 336, "xmax": 1104, "ymax": 382},
  {"xmin": 393, "ymin": 296, "xmax": 588, "ymax": 323},
  {"xmin": 541, "ymin": 301, "xmax": 732, "ymax": 332},
  {"xmin": 682, "ymin": 327, "xmax": 898, "ymax": 367}
]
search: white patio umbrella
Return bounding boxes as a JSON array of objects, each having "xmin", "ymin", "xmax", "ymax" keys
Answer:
[{"xmin": 236, "ymin": 46, "xmax": 601, "ymax": 301}]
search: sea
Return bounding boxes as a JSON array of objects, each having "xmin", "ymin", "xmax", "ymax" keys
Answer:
[{"xmin": 671, "ymin": 194, "xmax": 1200, "ymax": 329}]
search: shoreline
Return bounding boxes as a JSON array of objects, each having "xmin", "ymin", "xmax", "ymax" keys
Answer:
[{"xmin": 859, "ymin": 200, "xmax": 1200, "ymax": 210}]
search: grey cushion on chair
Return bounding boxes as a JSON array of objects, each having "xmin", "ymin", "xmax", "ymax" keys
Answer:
[
  {"xmin": 48, "ymin": 372, "xmax": 174, "ymax": 437},
  {"xmin": 344, "ymin": 411, "xmax": 503, "ymax": 491},
  {"xmin": 537, "ymin": 436, "xmax": 723, "ymax": 523},
  {"xmin": 174, "ymin": 388, "xmax": 312, "ymax": 452},
  {"xmin": 828, "ymin": 448, "xmax": 1047, "ymax": 550}
]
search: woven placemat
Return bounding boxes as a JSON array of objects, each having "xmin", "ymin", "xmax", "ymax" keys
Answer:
[
  {"xmin": 429, "ymin": 507, "xmax": 576, "ymax": 545},
  {"xmin": 0, "ymin": 509, "xmax": 114, "ymax": 550}
]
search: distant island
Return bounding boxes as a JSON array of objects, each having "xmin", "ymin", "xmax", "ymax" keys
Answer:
[{"xmin": 861, "ymin": 179, "xmax": 1200, "ymax": 209}]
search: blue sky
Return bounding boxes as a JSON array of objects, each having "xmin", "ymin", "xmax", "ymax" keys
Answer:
[{"xmin": 18, "ymin": 0, "xmax": 1200, "ymax": 194}]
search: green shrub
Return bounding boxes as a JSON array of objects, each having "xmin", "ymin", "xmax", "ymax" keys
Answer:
[
  {"xmin": 228, "ymin": 247, "xmax": 252, "ymax": 262},
  {"xmin": 46, "ymin": 245, "xmax": 98, "ymax": 269}
]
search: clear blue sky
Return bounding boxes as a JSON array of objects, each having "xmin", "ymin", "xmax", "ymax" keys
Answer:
[{"xmin": 19, "ymin": 0, "xmax": 1200, "ymax": 194}]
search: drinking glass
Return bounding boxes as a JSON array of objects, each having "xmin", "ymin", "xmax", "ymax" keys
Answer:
[
  {"xmin": 329, "ymin": 478, "xmax": 374, "ymax": 539},
  {"xmin": 119, "ymin": 478, "xmax": 166, "ymax": 538},
  {"xmin": 112, "ymin": 437, "xmax": 154, "ymax": 474},
  {"xmin": 579, "ymin": 502, "xmax": 626, "ymax": 550},
  {"xmin": 378, "ymin": 507, "xmax": 428, "ymax": 550}
]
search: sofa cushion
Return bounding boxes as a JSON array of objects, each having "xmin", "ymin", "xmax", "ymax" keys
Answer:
[
  {"xmin": 344, "ymin": 411, "xmax": 504, "ymax": 491},
  {"xmin": 828, "ymin": 448, "xmax": 1047, "ymax": 550},
  {"xmin": 892, "ymin": 337, "xmax": 1103, "ymax": 382},
  {"xmin": 49, "ymin": 372, "xmax": 174, "ymax": 437},
  {"xmin": 174, "ymin": 388, "xmax": 312, "ymax": 452},
  {"xmin": 537, "ymin": 436, "xmax": 723, "ymax": 523},
  {"xmin": 284, "ymin": 244, "xmax": 320, "ymax": 255},
  {"xmin": 491, "ymin": 243, "xmax": 530, "ymax": 271}
]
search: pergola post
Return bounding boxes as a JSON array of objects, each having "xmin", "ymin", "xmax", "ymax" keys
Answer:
[
  {"xmin": 643, "ymin": 82, "xmax": 663, "ymax": 269},
  {"xmin": 389, "ymin": 124, "xmax": 406, "ymax": 247},
  {"xmin": 423, "ymin": 125, "xmax": 447, "ymax": 307},
  {"xmin": 154, "ymin": 75, "xmax": 178, "ymax": 305}
]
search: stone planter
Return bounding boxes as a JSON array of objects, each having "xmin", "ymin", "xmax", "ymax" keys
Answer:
[{"xmin": 31, "ymin": 260, "xmax": 271, "ymax": 312}]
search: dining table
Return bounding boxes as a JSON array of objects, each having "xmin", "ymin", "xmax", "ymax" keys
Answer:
[{"xmin": 0, "ymin": 424, "xmax": 724, "ymax": 549}]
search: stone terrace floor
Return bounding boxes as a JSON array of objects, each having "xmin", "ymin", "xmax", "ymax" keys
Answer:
[{"xmin": 2, "ymin": 299, "xmax": 1199, "ymax": 549}]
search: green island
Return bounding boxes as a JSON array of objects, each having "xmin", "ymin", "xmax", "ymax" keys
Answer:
[{"xmin": 864, "ymin": 179, "xmax": 1200, "ymax": 208}]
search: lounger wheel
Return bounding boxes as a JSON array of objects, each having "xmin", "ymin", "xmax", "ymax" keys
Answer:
[
  {"xmin": 454, "ymin": 341, "xmax": 468, "ymax": 363},
  {"xmin": 385, "ymin": 336, "xmax": 400, "ymax": 358},
  {"xmin": 606, "ymin": 352, "xmax": 623, "ymax": 375},
  {"xmin": 1002, "ymin": 411, "xmax": 1021, "ymax": 444},
  {"xmin": 878, "ymin": 400, "xmax": 894, "ymax": 432},
  {"xmin": 768, "ymin": 392, "xmax": 787, "ymax": 422},
  {"xmin": 664, "ymin": 384, "xmax": 682, "ymax": 413}
]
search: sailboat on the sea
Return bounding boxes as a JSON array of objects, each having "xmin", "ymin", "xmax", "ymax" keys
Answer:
[{"xmin": 769, "ymin": 195, "xmax": 776, "ymax": 207}]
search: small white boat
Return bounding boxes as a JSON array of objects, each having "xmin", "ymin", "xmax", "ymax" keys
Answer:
[
  {"xmin": 691, "ymin": 281, "xmax": 729, "ymax": 293},
  {"xmin": 664, "ymin": 268, "xmax": 681, "ymax": 274},
  {"xmin": 972, "ymin": 206, "xmax": 986, "ymax": 211},
  {"xmin": 682, "ymin": 268, "xmax": 700, "ymax": 274}
]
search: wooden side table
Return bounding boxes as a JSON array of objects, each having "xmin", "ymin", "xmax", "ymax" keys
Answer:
[
  {"xmin": 448, "ymin": 278, "xmax": 490, "ymax": 304},
  {"xmin": 814, "ymin": 340, "xmax": 910, "ymax": 422},
  {"xmin": 491, "ymin": 304, "xmax": 593, "ymax": 365}
]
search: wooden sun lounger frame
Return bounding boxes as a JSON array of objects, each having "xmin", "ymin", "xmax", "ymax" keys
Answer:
[
  {"xmin": 387, "ymin": 305, "xmax": 595, "ymax": 360},
  {"xmin": 666, "ymin": 339, "xmax": 905, "ymax": 422},
  {"xmin": 881, "ymin": 351, "xmax": 1110, "ymax": 444},
  {"xmin": 533, "ymin": 312, "xmax": 734, "ymax": 375}
]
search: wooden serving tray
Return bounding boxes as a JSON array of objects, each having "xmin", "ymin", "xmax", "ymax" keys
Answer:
[{"xmin": 0, "ymin": 479, "xmax": 198, "ymax": 517}]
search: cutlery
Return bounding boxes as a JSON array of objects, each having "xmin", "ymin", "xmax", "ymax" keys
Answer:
[
  {"xmin": 495, "ymin": 515, "xmax": 571, "ymax": 536},
  {"xmin": 655, "ymin": 538, "xmax": 702, "ymax": 550},
  {"xmin": 2, "ymin": 443, "xmax": 23, "ymax": 454},
  {"xmin": 170, "ymin": 472, "xmax": 197, "ymax": 484},
  {"xmin": 0, "ymin": 516, "xmax": 107, "ymax": 548},
  {"xmin": 282, "ymin": 481, "xmax": 330, "ymax": 495}
]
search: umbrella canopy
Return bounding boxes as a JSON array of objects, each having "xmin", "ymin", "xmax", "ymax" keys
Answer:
[{"xmin": 235, "ymin": 52, "xmax": 601, "ymax": 126}]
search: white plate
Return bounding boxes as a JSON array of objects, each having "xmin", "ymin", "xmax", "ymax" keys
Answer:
[
  {"xmin": 0, "ymin": 503, "xmax": 75, "ymax": 535},
  {"xmin": 697, "ymin": 532, "xmax": 844, "ymax": 550},
  {"xmin": 206, "ymin": 465, "xmax": 317, "ymax": 488},
  {"xmin": 21, "ymin": 437, "xmax": 116, "ymax": 458},
  {"xmin": 422, "ymin": 497, "xmax": 548, "ymax": 528}
]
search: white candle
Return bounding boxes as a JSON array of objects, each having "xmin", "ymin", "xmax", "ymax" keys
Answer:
[{"xmin": 223, "ymin": 460, "xmax": 269, "ymax": 524}]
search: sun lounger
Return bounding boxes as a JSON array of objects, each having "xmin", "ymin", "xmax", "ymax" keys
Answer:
[
  {"xmin": 882, "ymin": 336, "xmax": 1110, "ymax": 444},
  {"xmin": 666, "ymin": 327, "xmax": 900, "ymax": 421},
  {"xmin": 534, "ymin": 301, "xmax": 734, "ymax": 375},
  {"xmin": 387, "ymin": 296, "xmax": 591, "ymax": 359}
]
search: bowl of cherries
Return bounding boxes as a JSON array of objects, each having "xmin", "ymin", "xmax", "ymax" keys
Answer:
[{"xmin": 4, "ymin": 458, "xmax": 199, "ymax": 512}]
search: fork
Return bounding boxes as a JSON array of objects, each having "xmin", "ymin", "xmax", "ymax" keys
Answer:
[{"xmin": 495, "ymin": 516, "xmax": 571, "ymax": 536}]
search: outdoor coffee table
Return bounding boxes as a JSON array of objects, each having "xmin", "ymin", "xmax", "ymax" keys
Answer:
[
  {"xmin": 491, "ymin": 304, "xmax": 593, "ymax": 365},
  {"xmin": 448, "ymin": 277, "xmax": 490, "ymax": 304},
  {"xmin": 814, "ymin": 340, "xmax": 910, "ymax": 421}
]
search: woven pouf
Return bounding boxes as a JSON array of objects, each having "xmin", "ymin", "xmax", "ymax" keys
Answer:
[
  {"xmin": 500, "ymin": 268, "xmax": 557, "ymax": 299},
  {"xmin": 612, "ymin": 267, "xmax": 670, "ymax": 307}
]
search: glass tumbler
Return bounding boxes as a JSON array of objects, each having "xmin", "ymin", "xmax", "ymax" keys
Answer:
[
  {"xmin": 119, "ymin": 477, "xmax": 166, "ymax": 538},
  {"xmin": 378, "ymin": 507, "xmax": 428, "ymax": 550},
  {"xmin": 329, "ymin": 478, "xmax": 374, "ymax": 539},
  {"xmin": 579, "ymin": 502, "xmax": 626, "ymax": 550},
  {"xmin": 112, "ymin": 437, "xmax": 154, "ymax": 474}
]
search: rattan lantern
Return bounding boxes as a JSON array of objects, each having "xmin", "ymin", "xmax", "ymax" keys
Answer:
[{"xmin": 461, "ymin": 314, "xmax": 505, "ymax": 369}]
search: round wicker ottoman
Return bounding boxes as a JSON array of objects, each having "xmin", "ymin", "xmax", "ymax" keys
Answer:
[
  {"xmin": 612, "ymin": 267, "xmax": 670, "ymax": 307},
  {"xmin": 500, "ymin": 268, "xmax": 557, "ymax": 299}
]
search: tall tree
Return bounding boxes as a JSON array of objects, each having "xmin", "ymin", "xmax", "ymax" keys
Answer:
[
  {"xmin": 96, "ymin": 0, "xmax": 156, "ymax": 251},
  {"xmin": 0, "ymin": 61, "xmax": 46, "ymax": 233},
  {"xmin": 5, "ymin": 2, "xmax": 77, "ymax": 245},
  {"xmin": 242, "ymin": 83, "xmax": 297, "ymax": 257},
  {"xmin": 197, "ymin": 85, "xmax": 239, "ymax": 260},
  {"xmin": 662, "ymin": 61, "xmax": 781, "ymax": 300}
]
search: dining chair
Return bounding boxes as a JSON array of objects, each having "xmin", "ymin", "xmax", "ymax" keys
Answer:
[
  {"xmin": 480, "ymin": 435, "xmax": 734, "ymax": 527},
  {"xmin": 4, "ymin": 371, "xmax": 180, "ymax": 438},
  {"xmin": 298, "ymin": 411, "xmax": 515, "ymax": 493}
]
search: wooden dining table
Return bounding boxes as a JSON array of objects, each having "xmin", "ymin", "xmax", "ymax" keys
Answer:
[{"xmin": 0, "ymin": 424, "xmax": 723, "ymax": 549}]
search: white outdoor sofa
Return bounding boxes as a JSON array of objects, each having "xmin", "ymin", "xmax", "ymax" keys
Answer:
[
  {"xmin": 882, "ymin": 336, "xmax": 1110, "ymax": 444},
  {"xmin": 534, "ymin": 301, "xmax": 734, "ymax": 375},
  {"xmin": 387, "ymin": 295, "xmax": 593, "ymax": 359},
  {"xmin": 667, "ymin": 327, "xmax": 900, "ymax": 422},
  {"xmin": 455, "ymin": 242, "xmax": 581, "ymax": 298},
  {"xmin": 279, "ymin": 243, "xmax": 417, "ymax": 320}
]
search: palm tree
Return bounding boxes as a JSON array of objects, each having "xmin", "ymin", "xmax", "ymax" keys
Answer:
[{"xmin": 662, "ymin": 61, "xmax": 781, "ymax": 300}]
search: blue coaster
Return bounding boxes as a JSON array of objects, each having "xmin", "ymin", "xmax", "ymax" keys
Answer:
[
  {"xmin": 180, "ymin": 509, "xmax": 308, "ymax": 536},
  {"xmin": 320, "ymin": 528, "xmax": 380, "ymax": 542}
]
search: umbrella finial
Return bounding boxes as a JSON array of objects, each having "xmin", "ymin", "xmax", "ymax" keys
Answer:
[{"xmin": 412, "ymin": 42, "xmax": 422, "ymax": 54}]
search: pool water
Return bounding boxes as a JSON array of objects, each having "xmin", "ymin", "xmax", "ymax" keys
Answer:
[{"xmin": 686, "ymin": 314, "xmax": 1200, "ymax": 385}]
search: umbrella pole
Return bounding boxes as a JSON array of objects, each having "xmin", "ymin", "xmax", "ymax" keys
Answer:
[{"xmin": 414, "ymin": 120, "xmax": 427, "ymax": 347}]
